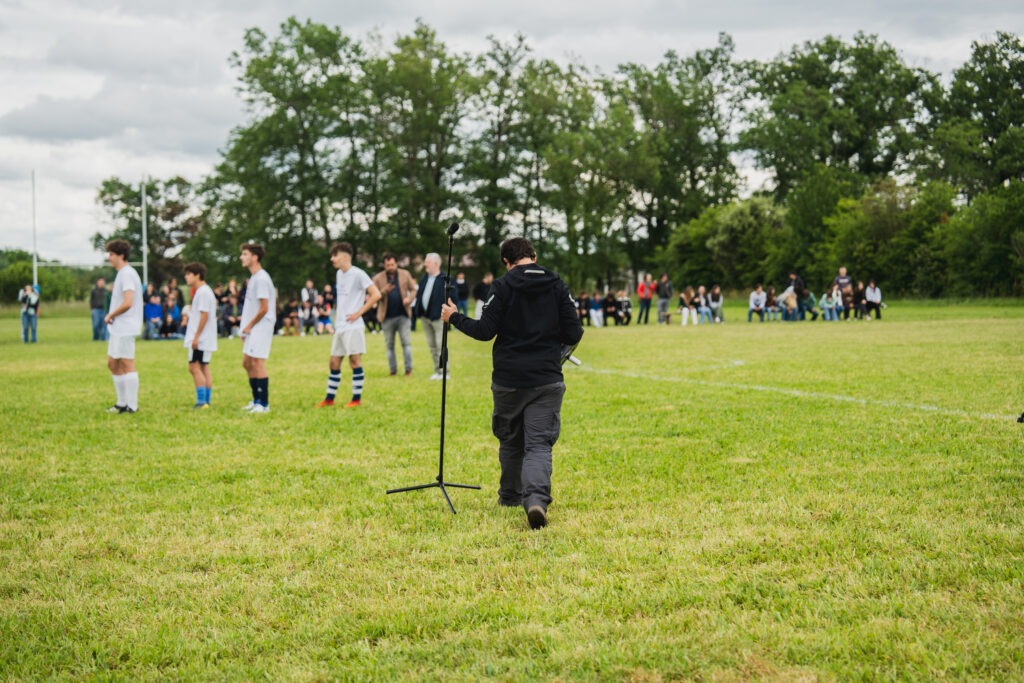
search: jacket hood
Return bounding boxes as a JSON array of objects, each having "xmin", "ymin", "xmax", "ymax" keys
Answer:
[{"xmin": 502, "ymin": 263, "xmax": 561, "ymax": 294}]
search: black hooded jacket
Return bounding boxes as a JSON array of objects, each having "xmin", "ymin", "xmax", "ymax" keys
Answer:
[{"xmin": 448, "ymin": 263, "xmax": 583, "ymax": 388}]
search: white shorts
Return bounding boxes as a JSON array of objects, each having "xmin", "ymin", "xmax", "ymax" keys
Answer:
[
  {"xmin": 107, "ymin": 334, "xmax": 136, "ymax": 360},
  {"xmin": 331, "ymin": 328, "xmax": 367, "ymax": 357},
  {"xmin": 242, "ymin": 327, "xmax": 273, "ymax": 359}
]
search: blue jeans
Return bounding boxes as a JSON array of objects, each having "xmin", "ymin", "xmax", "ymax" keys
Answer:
[
  {"xmin": 91, "ymin": 308, "xmax": 108, "ymax": 340},
  {"xmin": 382, "ymin": 316, "xmax": 413, "ymax": 374},
  {"xmin": 22, "ymin": 312, "xmax": 37, "ymax": 342}
]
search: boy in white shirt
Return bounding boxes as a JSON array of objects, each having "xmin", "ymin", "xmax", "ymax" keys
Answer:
[
  {"xmin": 103, "ymin": 239, "xmax": 143, "ymax": 413},
  {"xmin": 239, "ymin": 244, "xmax": 276, "ymax": 413},
  {"xmin": 183, "ymin": 263, "xmax": 218, "ymax": 408}
]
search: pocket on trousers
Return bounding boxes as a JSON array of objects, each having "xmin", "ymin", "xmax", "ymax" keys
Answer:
[{"xmin": 545, "ymin": 411, "xmax": 562, "ymax": 447}]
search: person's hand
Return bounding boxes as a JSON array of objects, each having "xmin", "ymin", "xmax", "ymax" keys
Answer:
[
  {"xmin": 105, "ymin": 314, "xmax": 114, "ymax": 324},
  {"xmin": 191, "ymin": 337, "xmax": 199, "ymax": 350},
  {"xmin": 345, "ymin": 312, "xmax": 360, "ymax": 323},
  {"xmin": 440, "ymin": 298, "xmax": 457, "ymax": 322}
]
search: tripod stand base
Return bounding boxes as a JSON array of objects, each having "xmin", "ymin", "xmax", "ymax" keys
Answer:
[{"xmin": 387, "ymin": 478, "xmax": 481, "ymax": 514}]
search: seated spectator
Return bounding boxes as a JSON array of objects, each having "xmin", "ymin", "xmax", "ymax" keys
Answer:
[
  {"xmin": 220, "ymin": 295, "xmax": 242, "ymax": 338},
  {"xmin": 765, "ymin": 285, "xmax": 779, "ymax": 321},
  {"xmin": 165, "ymin": 293, "xmax": 181, "ymax": 327},
  {"xmin": 748, "ymin": 284, "xmax": 766, "ymax": 322},
  {"xmin": 819, "ymin": 289, "xmax": 836, "ymax": 321},
  {"xmin": 281, "ymin": 297, "xmax": 300, "ymax": 335},
  {"xmin": 144, "ymin": 294, "xmax": 163, "ymax": 340},
  {"xmin": 708, "ymin": 284, "xmax": 724, "ymax": 323},
  {"xmin": 853, "ymin": 281, "xmax": 868, "ymax": 320},
  {"xmin": 363, "ymin": 300, "xmax": 381, "ymax": 334},
  {"xmin": 160, "ymin": 313, "xmax": 179, "ymax": 339},
  {"xmin": 799, "ymin": 289, "xmax": 819, "ymax": 321},
  {"xmin": 695, "ymin": 285, "xmax": 712, "ymax": 324},
  {"xmin": 576, "ymin": 291, "xmax": 590, "ymax": 326},
  {"xmin": 841, "ymin": 285, "xmax": 854, "ymax": 320},
  {"xmin": 831, "ymin": 284, "xmax": 846, "ymax": 321},
  {"xmin": 615, "ymin": 290, "xmax": 633, "ymax": 325},
  {"xmin": 589, "ymin": 291, "xmax": 604, "ymax": 327},
  {"xmin": 315, "ymin": 295, "xmax": 334, "ymax": 335},
  {"xmin": 865, "ymin": 280, "xmax": 883, "ymax": 319},
  {"xmin": 779, "ymin": 286, "xmax": 798, "ymax": 321},
  {"xmin": 679, "ymin": 286, "xmax": 695, "ymax": 326},
  {"xmin": 299, "ymin": 299, "xmax": 317, "ymax": 335},
  {"xmin": 602, "ymin": 292, "xmax": 620, "ymax": 325}
]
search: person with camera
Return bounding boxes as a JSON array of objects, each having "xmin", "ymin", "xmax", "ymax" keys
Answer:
[{"xmin": 441, "ymin": 237, "xmax": 584, "ymax": 530}]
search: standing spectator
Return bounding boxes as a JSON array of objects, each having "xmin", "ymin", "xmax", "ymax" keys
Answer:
[
  {"xmin": 455, "ymin": 272, "xmax": 470, "ymax": 316},
  {"xmin": 18, "ymin": 284, "xmax": 40, "ymax": 343},
  {"xmin": 788, "ymin": 272, "xmax": 806, "ymax": 319},
  {"xmin": 300, "ymin": 279, "xmax": 318, "ymax": 307},
  {"xmin": 317, "ymin": 242, "xmax": 381, "ymax": 408},
  {"xmin": 636, "ymin": 273, "xmax": 655, "ymax": 325},
  {"xmin": 865, "ymin": 280, "xmax": 883, "ymax": 319},
  {"xmin": 143, "ymin": 294, "xmax": 163, "ymax": 340},
  {"xmin": 472, "ymin": 273, "xmax": 494, "ymax": 319},
  {"xmin": 656, "ymin": 273, "xmax": 674, "ymax": 325},
  {"xmin": 103, "ymin": 239, "xmax": 143, "ymax": 414},
  {"xmin": 708, "ymin": 284, "xmax": 725, "ymax": 323},
  {"xmin": 90, "ymin": 278, "xmax": 108, "ymax": 341},
  {"xmin": 415, "ymin": 252, "xmax": 457, "ymax": 381},
  {"xmin": 833, "ymin": 266, "xmax": 853, "ymax": 294},
  {"xmin": 440, "ymin": 236, "xmax": 584, "ymax": 530},
  {"xmin": 239, "ymin": 243, "xmax": 276, "ymax": 413},
  {"xmin": 748, "ymin": 284, "xmax": 766, "ymax": 322},
  {"xmin": 183, "ymin": 263, "xmax": 218, "ymax": 409},
  {"xmin": 616, "ymin": 290, "xmax": 633, "ymax": 325},
  {"xmin": 372, "ymin": 253, "xmax": 417, "ymax": 377}
]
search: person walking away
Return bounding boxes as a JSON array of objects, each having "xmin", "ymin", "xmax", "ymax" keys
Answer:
[{"xmin": 441, "ymin": 237, "xmax": 584, "ymax": 530}]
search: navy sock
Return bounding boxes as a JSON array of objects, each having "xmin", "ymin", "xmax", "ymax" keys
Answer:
[{"xmin": 351, "ymin": 367, "xmax": 364, "ymax": 401}]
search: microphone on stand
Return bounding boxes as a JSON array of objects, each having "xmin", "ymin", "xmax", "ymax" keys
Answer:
[{"xmin": 447, "ymin": 222, "xmax": 460, "ymax": 236}]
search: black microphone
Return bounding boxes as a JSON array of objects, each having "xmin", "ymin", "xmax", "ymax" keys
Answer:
[{"xmin": 447, "ymin": 222, "xmax": 460, "ymax": 236}]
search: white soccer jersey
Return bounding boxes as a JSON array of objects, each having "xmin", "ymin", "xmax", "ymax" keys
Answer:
[
  {"xmin": 241, "ymin": 268, "xmax": 276, "ymax": 331},
  {"xmin": 333, "ymin": 266, "xmax": 373, "ymax": 332},
  {"xmin": 108, "ymin": 265, "xmax": 143, "ymax": 337},
  {"xmin": 184, "ymin": 283, "xmax": 218, "ymax": 352}
]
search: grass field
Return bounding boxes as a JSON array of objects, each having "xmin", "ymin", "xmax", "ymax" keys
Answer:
[{"xmin": 1, "ymin": 302, "xmax": 1023, "ymax": 681}]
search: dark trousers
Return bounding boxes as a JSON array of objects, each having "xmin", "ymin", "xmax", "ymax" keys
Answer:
[
  {"xmin": 491, "ymin": 381, "xmax": 565, "ymax": 511},
  {"xmin": 637, "ymin": 298, "xmax": 652, "ymax": 324}
]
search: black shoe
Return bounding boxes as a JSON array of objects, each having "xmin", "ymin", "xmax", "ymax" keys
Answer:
[
  {"xmin": 119, "ymin": 406, "xmax": 137, "ymax": 414},
  {"xmin": 106, "ymin": 405, "xmax": 125, "ymax": 413},
  {"xmin": 1018, "ymin": 412, "xmax": 1024, "ymax": 424},
  {"xmin": 527, "ymin": 505, "xmax": 548, "ymax": 530},
  {"xmin": 497, "ymin": 497, "xmax": 521, "ymax": 508}
]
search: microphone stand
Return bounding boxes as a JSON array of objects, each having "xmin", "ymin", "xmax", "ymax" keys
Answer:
[{"xmin": 387, "ymin": 224, "xmax": 480, "ymax": 513}]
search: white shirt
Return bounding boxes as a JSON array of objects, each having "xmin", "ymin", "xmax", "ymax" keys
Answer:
[
  {"xmin": 184, "ymin": 283, "xmax": 218, "ymax": 351},
  {"xmin": 334, "ymin": 266, "xmax": 373, "ymax": 332},
  {"xmin": 241, "ymin": 268, "xmax": 276, "ymax": 330},
  {"xmin": 749, "ymin": 290, "xmax": 766, "ymax": 309},
  {"xmin": 866, "ymin": 285, "xmax": 882, "ymax": 304},
  {"xmin": 108, "ymin": 265, "xmax": 143, "ymax": 337}
]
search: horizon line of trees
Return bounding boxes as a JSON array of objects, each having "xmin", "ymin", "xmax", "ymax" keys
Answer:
[{"xmin": 68, "ymin": 21, "xmax": 1024, "ymax": 297}]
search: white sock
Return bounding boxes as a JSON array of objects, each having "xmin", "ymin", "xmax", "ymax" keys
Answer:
[
  {"xmin": 123, "ymin": 372, "xmax": 139, "ymax": 410},
  {"xmin": 113, "ymin": 375, "xmax": 126, "ymax": 406}
]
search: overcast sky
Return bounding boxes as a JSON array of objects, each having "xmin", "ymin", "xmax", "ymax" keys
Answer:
[{"xmin": 1, "ymin": 0, "xmax": 1021, "ymax": 267}]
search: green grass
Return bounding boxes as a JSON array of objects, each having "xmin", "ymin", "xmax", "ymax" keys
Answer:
[{"xmin": 1, "ymin": 303, "xmax": 1023, "ymax": 681}]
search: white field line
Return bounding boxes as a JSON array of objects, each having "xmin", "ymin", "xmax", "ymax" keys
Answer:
[{"xmin": 578, "ymin": 362, "xmax": 1015, "ymax": 421}]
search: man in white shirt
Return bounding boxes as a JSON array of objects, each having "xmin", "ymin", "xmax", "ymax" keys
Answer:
[
  {"xmin": 239, "ymin": 243, "xmax": 276, "ymax": 413},
  {"xmin": 183, "ymin": 262, "xmax": 218, "ymax": 408},
  {"xmin": 317, "ymin": 242, "xmax": 381, "ymax": 408},
  {"xmin": 103, "ymin": 239, "xmax": 143, "ymax": 413},
  {"xmin": 865, "ymin": 280, "xmax": 883, "ymax": 320},
  {"xmin": 748, "ymin": 284, "xmax": 767, "ymax": 322}
]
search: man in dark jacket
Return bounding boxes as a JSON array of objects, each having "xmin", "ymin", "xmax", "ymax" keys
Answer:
[
  {"xmin": 441, "ymin": 237, "xmax": 583, "ymax": 530},
  {"xmin": 415, "ymin": 252, "xmax": 457, "ymax": 380}
]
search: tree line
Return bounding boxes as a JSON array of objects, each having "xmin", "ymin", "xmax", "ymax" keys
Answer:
[{"xmin": 90, "ymin": 20, "xmax": 1024, "ymax": 298}]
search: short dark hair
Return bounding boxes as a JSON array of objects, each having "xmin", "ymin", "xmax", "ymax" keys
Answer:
[
  {"xmin": 184, "ymin": 262, "xmax": 207, "ymax": 280},
  {"xmin": 500, "ymin": 237, "xmax": 536, "ymax": 265},
  {"xmin": 330, "ymin": 242, "xmax": 353, "ymax": 257},
  {"xmin": 105, "ymin": 239, "xmax": 131, "ymax": 259},
  {"xmin": 382, "ymin": 252, "xmax": 397, "ymax": 262},
  {"xmin": 240, "ymin": 243, "xmax": 265, "ymax": 261}
]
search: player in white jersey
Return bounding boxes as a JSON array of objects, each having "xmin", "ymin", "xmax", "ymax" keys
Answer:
[
  {"xmin": 103, "ymin": 239, "xmax": 144, "ymax": 414},
  {"xmin": 317, "ymin": 242, "xmax": 381, "ymax": 409},
  {"xmin": 239, "ymin": 243, "xmax": 276, "ymax": 413},
  {"xmin": 183, "ymin": 263, "xmax": 218, "ymax": 409}
]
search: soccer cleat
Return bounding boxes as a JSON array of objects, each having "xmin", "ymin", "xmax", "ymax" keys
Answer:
[
  {"xmin": 107, "ymin": 405, "xmax": 126, "ymax": 413},
  {"xmin": 241, "ymin": 401, "xmax": 256, "ymax": 411},
  {"xmin": 193, "ymin": 403, "xmax": 210, "ymax": 410},
  {"xmin": 249, "ymin": 404, "xmax": 270, "ymax": 413},
  {"xmin": 429, "ymin": 372, "xmax": 442, "ymax": 380},
  {"xmin": 344, "ymin": 399, "xmax": 361, "ymax": 408},
  {"xmin": 404, "ymin": 368, "xmax": 413, "ymax": 376},
  {"xmin": 316, "ymin": 399, "xmax": 335, "ymax": 408},
  {"xmin": 118, "ymin": 406, "xmax": 137, "ymax": 414},
  {"xmin": 527, "ymin": 505, "xmax": 548, "ymax": 530}
]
